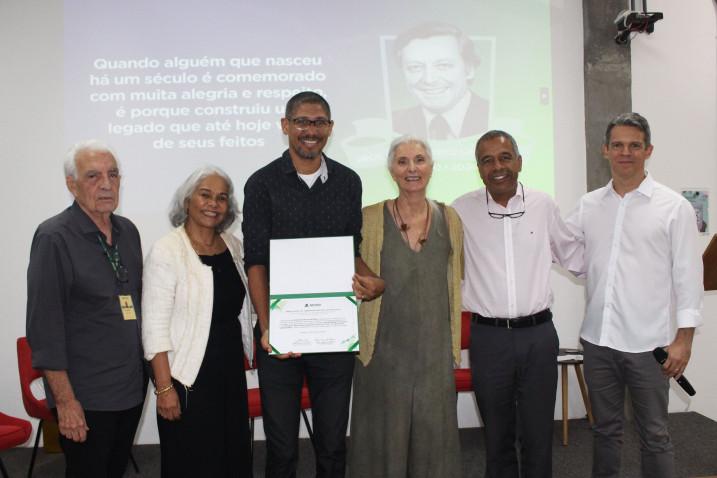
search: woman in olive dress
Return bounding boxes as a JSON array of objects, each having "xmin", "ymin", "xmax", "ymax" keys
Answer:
[{"xmin": 349, "ymin": 136, "xmax": 464, "ymax": 477}]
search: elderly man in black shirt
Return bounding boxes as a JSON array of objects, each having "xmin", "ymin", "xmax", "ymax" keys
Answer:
[
  {"xmin": 243, "ymin": 91, "xmax": 383, "ymax": 478},
  {"xmin": 26, "ymin": 140, "xmax": 145, "ymax": 478}
]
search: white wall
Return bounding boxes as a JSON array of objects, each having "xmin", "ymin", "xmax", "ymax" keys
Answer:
[
  {"xmin": 630, "ymin": 0, "xmax": 717, "ymax": 419},
  {"xmin": 0, "ymin": 0, "xmax": 66, "ymax": 444}
]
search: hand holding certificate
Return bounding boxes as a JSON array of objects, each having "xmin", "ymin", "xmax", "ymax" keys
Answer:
[{"xmin": 269, "ymin": 236, "xmax": 360, "ymax": 355}]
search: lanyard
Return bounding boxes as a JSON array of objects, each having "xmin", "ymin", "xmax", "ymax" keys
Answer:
[{"xmin": 97, "ymin": 234, "xmax": 124, "ymax": 282}]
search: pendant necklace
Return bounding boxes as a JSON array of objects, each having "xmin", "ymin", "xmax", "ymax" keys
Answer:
[{"xmin": 393, "ymin": 198, "xmax": 430, "ymax": 248}]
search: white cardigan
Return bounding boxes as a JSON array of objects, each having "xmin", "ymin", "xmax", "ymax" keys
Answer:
[{"xmin": 141, "ymin": 226, "xmax": 256, "ymax": 387}]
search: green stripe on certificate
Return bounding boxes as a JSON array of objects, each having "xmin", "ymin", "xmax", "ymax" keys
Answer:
[
  {"xmin": 270, "ymin": 292, "xmax": 356, "ymax": 310},
  {"xmin": 270, "ymin": 291, "xmax": 356, "ymax": 300}
]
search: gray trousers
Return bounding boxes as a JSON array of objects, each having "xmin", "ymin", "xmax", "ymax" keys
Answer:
[{"xmin": 581, "ymin": 339, "xmax": 674, "ymax": 478}]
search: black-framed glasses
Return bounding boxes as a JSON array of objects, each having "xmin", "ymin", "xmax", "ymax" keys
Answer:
[
  {"xmin": 289, "ymin": 117, "xmax": 333, "ymax": 130},
  {"xmin": 486, "ymin": 183, "xmax": 525, "ymax": 219}
]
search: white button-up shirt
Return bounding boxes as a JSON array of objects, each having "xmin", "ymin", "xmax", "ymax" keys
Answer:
[
  {"xmin": 452, "ymin": 185, "xmax": 583, "ymax": 318},
  {"xmin": 566, "ymin": 173, "xmax": 704, "ymax": 352}
]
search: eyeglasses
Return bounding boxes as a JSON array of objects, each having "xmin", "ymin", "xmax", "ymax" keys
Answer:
[
  {"xmin": 289, "ymin": 117, "xmax": 333, "ymax": 130},
  {"xmin": 486, "ymin": 183, "xmax": 525, "ymax": 219}
]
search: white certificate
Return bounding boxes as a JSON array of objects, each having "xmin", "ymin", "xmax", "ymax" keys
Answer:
[{"xmin": 269, "ymin": 236, "xmax": 359, "ymax": 354}]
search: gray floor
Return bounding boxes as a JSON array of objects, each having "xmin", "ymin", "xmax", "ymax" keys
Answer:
[{"xmin": 2, "ymin": 412, "xmax": 716, "ymax": 477}]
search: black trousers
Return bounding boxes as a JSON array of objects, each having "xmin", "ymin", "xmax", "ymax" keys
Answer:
[
  {"xmin": 55, "ymin": 403, "xmax": 143, "ymax": 478},
  {"xmin": 256, "ymin": 344, "xmax": 355, "ymax": 478},
  {"xmin": 470, "ymin": 320, "xmax": 559, "ymax": 478}
]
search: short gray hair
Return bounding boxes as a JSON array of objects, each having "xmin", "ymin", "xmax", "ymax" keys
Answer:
[
  {"xmin": 169, "ymin": 165, "xmax": 239, "ymax": 233},
  {"xmin": 64, "ymin": 140, "xmax": 118, "ymax": 179},
  {"xmin": 387, "ymin": 135, "xmax": 434, "ymax": 168},
  {"xmin": 604, "ymin": 112, "xmax": 651, "ymax": 147},
  {"xmin": 475, "ymin": 130, "xmax": 521, "ymax": 161}
]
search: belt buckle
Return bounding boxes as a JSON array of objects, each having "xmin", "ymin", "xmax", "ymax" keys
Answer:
[{"xmin": 506, "ymin": 319, "xmax": 512, "ymax": 329}]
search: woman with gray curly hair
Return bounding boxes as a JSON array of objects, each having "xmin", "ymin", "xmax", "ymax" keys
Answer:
[{"xmin": 142, "ymin": 165, "xmax": 254, "ymax": 477}]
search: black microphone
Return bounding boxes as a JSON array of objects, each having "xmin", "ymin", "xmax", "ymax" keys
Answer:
[{"xmin": 652, "ymin": 347, "xmax": 696, "ymax": 396}]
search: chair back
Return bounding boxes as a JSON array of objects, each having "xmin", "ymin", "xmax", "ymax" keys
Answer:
[
  {"xmin": 16, "ymin": 337, "xmax": 53, "ymax": 421},
  {"xmin": 460, "ymin": 311, "xmax": 471, "ymax": 350}
]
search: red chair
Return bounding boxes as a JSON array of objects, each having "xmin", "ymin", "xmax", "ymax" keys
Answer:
[
  {"xmin": 244, "ymin": 352, "xmax": 314, "ymax": 459},
  {"xmin": 16, "ymin": 337, "xmax": 53, "ymax": 478},
  {"xmin": 454, "ymin": 312, "xmax": 473, "ymax": 393},
  {"xmin": 17, "ymin": 337, "xmax": 139, "ymax": 476},
  {"xmin": 0, "ymin": 411, "xmax": 32, "ymax": 478}
]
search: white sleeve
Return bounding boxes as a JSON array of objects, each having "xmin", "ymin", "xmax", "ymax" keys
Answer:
[
  {"xmin": 141, "ymin": 241, "xmax": 179, "ymax": 360},
  {"xmin": 670, "ymin": 199, "xmax": 704, "ymax": 329},
  {"xmin": 550, "ymin": 199, "xmax": 585, "ymax": 277}
]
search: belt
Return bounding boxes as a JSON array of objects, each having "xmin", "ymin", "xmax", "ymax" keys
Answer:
[{"xmin": 471, "ymin": 309, "xmax": 552, "ymax": 329}]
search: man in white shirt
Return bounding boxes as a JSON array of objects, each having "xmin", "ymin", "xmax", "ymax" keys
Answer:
[
  {"xmin": 452, "ymin": 130, "xmax": 581, "ymax": 478},
  {"xmin": 566, "ymin": 112, "xmax": 703, "ymax": 478}
]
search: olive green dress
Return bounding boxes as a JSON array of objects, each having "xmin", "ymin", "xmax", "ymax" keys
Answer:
[{"xmin": 349, "ymin": 204, "xmax": 461, "ymax": 478}]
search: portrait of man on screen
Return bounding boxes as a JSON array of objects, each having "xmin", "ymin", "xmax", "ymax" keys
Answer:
[{"xmin": 388, "ymin": 22, "xmax": 491, "ymax": 141}]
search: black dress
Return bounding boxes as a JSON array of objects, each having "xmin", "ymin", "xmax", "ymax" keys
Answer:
[{"xmin": 157, "ymin": 249, "xmax": 252, "ymax": 477}]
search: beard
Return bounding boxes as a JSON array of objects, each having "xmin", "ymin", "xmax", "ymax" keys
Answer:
[{"xmin": 294, "ymin": 135, "xmax": 322, "ymax": 160}]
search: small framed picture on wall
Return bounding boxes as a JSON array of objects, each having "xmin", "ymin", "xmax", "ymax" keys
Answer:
[{"xmin": 681, "ymin": 190, "xmax": 709, "ymax": 235}]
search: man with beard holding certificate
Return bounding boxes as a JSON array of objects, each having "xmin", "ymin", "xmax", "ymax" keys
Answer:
[{"xmin": 242, "ymin": 91, "xmax": 383, "ymax": 478}]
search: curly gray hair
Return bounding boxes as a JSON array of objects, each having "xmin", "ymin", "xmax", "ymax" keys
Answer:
[{"xmin": 169, "ymin": 165, "xmax": 239, "ymax": 232}]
